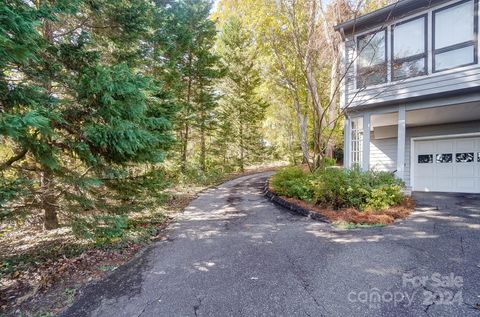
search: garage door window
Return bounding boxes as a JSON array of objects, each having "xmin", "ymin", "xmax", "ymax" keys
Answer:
[
  {"xmin": 436, "ymin": 154, "xmax": 452, "ymax": 163},
  {"xmin": 418, "ymin": 154, "xmax": 433, "ymax": 163},
  {"xmin": 456, "ymin": 152, "xmax": 474, "ymax": 163}
]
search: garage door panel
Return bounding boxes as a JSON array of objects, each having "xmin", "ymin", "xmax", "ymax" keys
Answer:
[
  {"xmin": 454, "ymin": 164, "xmax": 475, "ymax": 177},
  {"xmin": 455, "ymin": 139, "xmax": 476, "ymax": 152},
  {"xmin": 436, "ymin": 178, "xmax": 454, "ymax": 191},
  {"xmin": 417, "ymin": 141, "xmax": 435, "ymax": 153},
  {"xmin": 413, "ymin": 136, "xmax": 480, "ymax": 193},
  {"xmin": 417, "ymin": 167, "xmax": 434, "ymax": 177},
  {"xmin": 435, "ymin": 165, "xmax": 453, "ymax": 177},
  {"xmin": 436, "ymin": 140, "xmax": 454, "ymax": 152},
  {"xmin": 455, "ymin": 178, "xmax": 476, "ymax": 191}
]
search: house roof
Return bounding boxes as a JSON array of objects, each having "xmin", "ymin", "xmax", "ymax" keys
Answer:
[{"xmin": 334, "ymin": 0, "xmax": 448, "ymax": 34}]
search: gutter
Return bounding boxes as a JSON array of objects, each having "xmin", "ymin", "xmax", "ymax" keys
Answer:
[{"xmin": 333, "ymin": 0, "xmax": 442, "ymax": 34}]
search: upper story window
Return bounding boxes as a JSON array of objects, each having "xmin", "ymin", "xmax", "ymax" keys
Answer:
[
  {"xmin": 352, "ymin": 0, "xmax": 480, "ymax": 90},
  {"xmin": 357, "ymin": 30, "xmax": 387, "ymax": 88},
  {"xmin": 433, "ymin": 0, "xmax": 478, "ymax": 72},
  {"xmin": 392, "ymin": 16, "xmax": 427, "ymax": 80}
]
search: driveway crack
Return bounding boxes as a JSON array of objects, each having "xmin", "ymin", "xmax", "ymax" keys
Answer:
[
  {"xmin": 193, "ymin": 297, "xmax": 203, "ymax": 317},
  {"xmin": 460, "ymin": 236, "xmax": 465, "ymax": 258},
  {"xmin": 285, "ymin": 254, "xmax": 327, "ymax": 317},
  {"xmin": 137, "ymin": 297, "xmax": 161, "ymax": 317},
  {"xmin": 421, "ymin": 284, "xmax": 438, "ymax": 317}
]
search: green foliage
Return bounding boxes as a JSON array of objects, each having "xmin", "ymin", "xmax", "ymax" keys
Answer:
[
  {"xmin": 0, "ymin": 0, "xmax": 176, "ymax": 227},
  {"xmin": 152, "ymin": 0, "xmax": 223, "ymax": 172},
  {"xmin": 270, "ymin": 167, "xmax": 313, "ymax": 201},
  {"xmin": 310, "ymin": 167, "xmax": 404, "ymax": 211},
  {"xmin": 72, "ymin": 215, "xmax": 128, "ymax": 245},
  {"xmin": 0, "ymin": 177, "xmax": 30, "ymax": 220},
  {"xmin": 320, "ymin": 157, "xmax": 336, "ymax": 168},
  {"xmin": 215, "ymin": 17, "xmax": 269, "ymax": 172},
  {"xmin": 271, "ymin": 166, "xmax": 404, "ymax": 211},
  {"xmin": 366, "ymin": 184, "xmax": 404, "ymax": 212}
]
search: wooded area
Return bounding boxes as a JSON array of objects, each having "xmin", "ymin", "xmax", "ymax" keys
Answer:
[
  {"xmin": 1, "ymin": 0, "xmax": 392, "ymax": 232},
  {"xmin": 1, "ymin": 0, "xmax": 396, "ymax": 313},
  {"xmin": 0, "ymin": 0, "xmax": 386, "ymax": 231}
]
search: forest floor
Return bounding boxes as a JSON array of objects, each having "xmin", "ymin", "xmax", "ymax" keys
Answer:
[{"xmin": 0, "ymin": 163, "xmax": 285, "ymax": 316}]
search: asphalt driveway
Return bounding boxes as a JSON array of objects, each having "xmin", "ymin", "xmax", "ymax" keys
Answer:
[{"xmin": 61, "ymin": 172, "xmax": 480, "ymax": 317}]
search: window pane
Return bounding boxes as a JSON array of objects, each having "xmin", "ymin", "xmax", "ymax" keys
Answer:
[
  {"xmin": 358, "ymin": 65, "xmax": 387, "ymax": 87},
  {"xmin": 351, "ymin": 117, "xmax": 363, "ymax": 130},
  {"xmin": 392, "ymin": 58, "xmax": 426, "ymax": 80},
  {"xmin": 418, "ymin": 155, "xmax": 433, "ymax": 163},
  {"xmin": 394, "ymin": 17, "xmax": 426, "ymax": 59},
  {"xmin": 456, "ymin": 152, "xmax": 474, "ymax": 163},
  {"xmin": 358, "ymin": 31, "xmax": 386, "ymax": 67},
  {"xmin": 436, "ymin": 154, "xmax": 453, "ymax": 163},
  {"xmin": 434, "ymin": 0, "xmax": 475, "ymax": 49},
  {"xmin": 478, "ymin": 153, "xmax": 480, "ymax": 162},
  {"xmin": 435, "ymin": 45, "xmax": 475, "ymax": 71}
]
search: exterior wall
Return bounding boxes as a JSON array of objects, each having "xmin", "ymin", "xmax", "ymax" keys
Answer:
[
  {"xmin": 360, "ymin": 121, "xmax": 480, "ymax": 188},
  {"xmin": 342, "ymin": 0, "xmax": 480, "ymax": 110},
  {"xmin": 346, "ymin": 66, "xmax": 480, "ymax": 109},
  {"xmin": 369, "ymin": 132, "xmax": 397, "ymax": 172},
  {"xmin": 405, "ymin": 121, "xmax": 480, "ymax": 186}
]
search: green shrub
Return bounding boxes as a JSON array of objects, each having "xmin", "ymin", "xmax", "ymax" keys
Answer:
[
  {"xmin": 365, "ymin": 184, "xmax": 404, "ymax": 211},
  {"xmin": 311, "ymin": 167, "xmax": 404, "ymax": 211},
  {"xmin": 72, "ymin": 215, "xmax": 128, "ymax": 245},
  {"xmin": 320, "ymin": 157, "xmax": 336, "ymax": 168},
  {"xmin": 273, "ymin": 166, "xmax": 404, "ymax": 211},
  {"xmin": 270, "ymin": 167, "xmax": 313, "ymax": 201}
]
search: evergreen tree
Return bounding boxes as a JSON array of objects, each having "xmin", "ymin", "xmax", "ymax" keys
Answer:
[
  {"xmin": 216, "ymin": 17, "xmax": 268, "ymax": 172},
  {"xmin": 152, "ymin": 0, "xmax": 222, "ymax": 173},
  {"xmin": 0, "ymin": 0, "xmax": 176, "ymax": 229}
]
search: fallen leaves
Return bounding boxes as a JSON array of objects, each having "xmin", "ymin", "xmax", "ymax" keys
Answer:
[
  {"xmin": 276, "ymin": 194, "xmax": 414, "ymax": 226},
  {"xmin": 1, "ymin": 242, "xmax": 144, "ymax": 315}
]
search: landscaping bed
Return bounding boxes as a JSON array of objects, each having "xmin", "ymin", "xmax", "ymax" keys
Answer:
[{"xmin": 268, "ymin": 166, "xmax": 415, "ymax": 227}]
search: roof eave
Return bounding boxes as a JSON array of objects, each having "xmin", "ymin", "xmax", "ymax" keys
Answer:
[{"xmin": 333, "ymin": 0, "xmax": 439, "ymax": 34}]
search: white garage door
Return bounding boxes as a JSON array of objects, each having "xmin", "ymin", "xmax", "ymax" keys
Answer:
[{"xmin": 413, "ymin": 136, "xmax": 480, "ymax": 193}]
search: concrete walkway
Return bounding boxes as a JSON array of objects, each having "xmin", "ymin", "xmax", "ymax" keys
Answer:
[{"xmin": 61, "ymin": 172, "xmax": 480, "ymax": 317}]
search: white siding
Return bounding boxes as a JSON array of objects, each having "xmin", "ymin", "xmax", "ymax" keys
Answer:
[
  {"xmin": 404, "ymin": 121, "xmax": 480, "ymax": 187},
  {"xmin": 370, "ymin": 132, "xmax": 397, "ymax": 172},
  {"xmin": 344, "ymin": 38, "xmax": 356, "ymax": 108}
]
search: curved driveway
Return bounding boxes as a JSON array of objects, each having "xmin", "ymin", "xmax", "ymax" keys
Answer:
[{"xmin": 62, "ymin": 172, "xmax": 480, "ymax": 317}]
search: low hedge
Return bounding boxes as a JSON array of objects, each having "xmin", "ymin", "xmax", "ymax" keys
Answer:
[{"xmin": 270, "ymin": 166, "xmax": 405, "ymax": 212}]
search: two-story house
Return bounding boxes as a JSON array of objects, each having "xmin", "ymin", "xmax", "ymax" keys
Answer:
[{"xmin": 335, "ymin": 0, "xmax": 480, "ymax": 193}]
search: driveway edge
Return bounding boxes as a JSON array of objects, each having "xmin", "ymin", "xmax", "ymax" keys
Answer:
[{"xmin": 263, "ymin": 179, "xmax": 330, "ymax": 223}]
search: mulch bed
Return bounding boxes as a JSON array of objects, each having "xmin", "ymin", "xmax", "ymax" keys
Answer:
[{"xmin": 267, "ymin": 182, "xmax": 415, "ymax": 226}]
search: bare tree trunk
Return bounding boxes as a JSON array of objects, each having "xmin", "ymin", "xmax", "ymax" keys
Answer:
[
  {"xmin": 239, "ymin": 121, "xmax": 244, "ymax": 173},
  {"xmin": 181, "ymin": 123, "xmax": 189, "ymax": 173},
  {"xmin": 181, "ymin": 51, "xmax": 194, "ymax": 173},
  {"xmin": 326, "ymin": 53, "xmax": 339, "ymax": 159},
  {"xmin": 306, "ymin": 67, "xmax": 324, "ymax": 169},
  {"xmin": 295, "ymin": 101, "xmax": 310, "ymax": 167},
  {"xmin": 319, "ymin": 0, "xmax": 340, "ymax": 159},
  {"xmin": 200, "ymin": 117, "xmax": 206, "ymax": 173},
  {"xmin": 41, "ymin": 13, "xmax": 59, "ymax": 230},
  {"xmin": 41, "ymin": 170, "xmax": 59, "ymax": 230}
]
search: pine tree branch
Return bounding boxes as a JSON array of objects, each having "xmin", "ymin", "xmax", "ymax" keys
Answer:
[{"xmin": 0, "ymin": 148, "xmax": 28, "ymax": 171}]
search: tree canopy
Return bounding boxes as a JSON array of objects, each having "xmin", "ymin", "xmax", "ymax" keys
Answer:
[{"xmin": 1, "ymin": 0, "xmax": 379, "ymax": 231}]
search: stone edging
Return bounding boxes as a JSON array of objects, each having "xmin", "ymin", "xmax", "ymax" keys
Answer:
[{"xmin": 263, "ymin": 178, "xmax": 330, "ymax": 223}]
